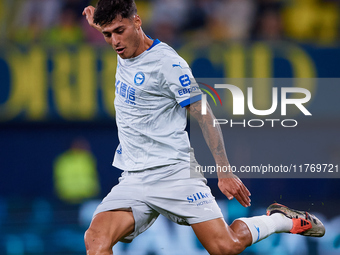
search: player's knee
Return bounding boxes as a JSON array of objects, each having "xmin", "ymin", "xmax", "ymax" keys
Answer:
[
  {"xmin": 84, "ymin": 227, "xmax": 113, "ymax": 253},
  {"xmin": 210, "ymin": 239, "xmax": 245, "ymax": 255}
]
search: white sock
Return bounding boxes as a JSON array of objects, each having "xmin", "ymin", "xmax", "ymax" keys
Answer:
[{"xmin": 238, "ymin": 213, "xmax": 293, "ymax": 244}]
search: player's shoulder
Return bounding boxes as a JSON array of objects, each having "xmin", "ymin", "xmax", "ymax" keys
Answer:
[{"xmin": 155, "ymin": 42, "xmax": 190, "ymax": 70}]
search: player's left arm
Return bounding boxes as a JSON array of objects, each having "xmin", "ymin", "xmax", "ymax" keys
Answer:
[
  {"xmin": 82, "ymin": 6, "xmax": 102, "ymax": 33},
  {"xmin": 186, "ymin": 101, "xmax": 251, "ymax": 207}
]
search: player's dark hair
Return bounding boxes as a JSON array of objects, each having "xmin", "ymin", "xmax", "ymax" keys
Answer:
[{"xmin": 93, "ymin": 0, "xmax": 137, "ymax": 26}]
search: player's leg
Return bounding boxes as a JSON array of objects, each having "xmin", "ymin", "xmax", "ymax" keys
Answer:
[
  {"xmin": 191, "ymin": 217, "xmax": 252, "ymax": 255},
  {"xmin": 85, "ymin": 170, "xmax": 161, "ymax": 254},
  {"xmin": 192, "ymin": 203, "xmax": 325, "ymax": 255},
  {"xmin": 192, "ymin": 213, "xmax": 296, "ymax": 255},
  {"xmin": 85, "ymin": 210, "xmax": 135, "ymax": 255}
]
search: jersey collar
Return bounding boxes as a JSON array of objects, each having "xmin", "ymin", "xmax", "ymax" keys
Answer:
[{"xmin": 146, "ymin": 36, "xmax": 161, "ymax": 51}]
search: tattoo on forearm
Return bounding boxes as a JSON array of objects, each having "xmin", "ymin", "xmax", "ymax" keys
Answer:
[{"xmin": 188, "ymin": 102, "xmax": 228, "ymax": 165}]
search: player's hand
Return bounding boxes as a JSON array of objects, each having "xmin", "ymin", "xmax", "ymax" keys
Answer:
[
  {"xmin": 82, "ymin": 6, "xmax": 102, "ymax": 32},
  {"xmin": 218, "ymin": 173, "xmax": 251, "ymax": 207}
]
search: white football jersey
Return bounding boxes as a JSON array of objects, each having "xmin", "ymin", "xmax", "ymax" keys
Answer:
[{"xmin": 112, "ymin": 39, "xmax": 202, "ymax": 171}]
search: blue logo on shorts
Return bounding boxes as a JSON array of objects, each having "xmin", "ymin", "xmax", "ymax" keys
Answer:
[
  {"xmin": 134, "ymin": 72, "xmax": 145, "ymax": 86},
  {"xmin": 187, "ymin": 192, "xmax": 213, "ymax": 203}
]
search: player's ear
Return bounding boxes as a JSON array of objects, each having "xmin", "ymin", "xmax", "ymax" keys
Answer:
[{"xmin": 133, "ymin": 14, "xmax": 142, "ymax": 30}]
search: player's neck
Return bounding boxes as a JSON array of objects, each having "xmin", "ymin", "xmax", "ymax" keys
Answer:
[
  {"xmin": 134, "ymin": 32, "xmax": 154, "ymax": 57},
  {"xmin": 143, "ymin": 33, "xmax": 154, "ymax": 50}
]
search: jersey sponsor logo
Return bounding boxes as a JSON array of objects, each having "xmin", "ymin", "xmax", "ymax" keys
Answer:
[
  {"xmin": 134, "ymin": 72, "xmax": 145, "ymax": 86},
  {"xmin": 179, "ymin": 74, "xmax": 191, "ymax": 87},
  {"xmin": 116, "ymin": 80, "xmax": 136, "ymax": 105},
  {"xmin": 178, "ymin": 85, "xmax": 199, "ymax": 96}
]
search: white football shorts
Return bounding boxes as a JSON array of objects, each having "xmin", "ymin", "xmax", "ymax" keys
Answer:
[{"xmin": 93, "ymin": 161, "xmax": 223, "ymax": 243}]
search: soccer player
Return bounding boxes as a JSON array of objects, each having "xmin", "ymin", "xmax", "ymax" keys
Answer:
[{"xmin": 82, "ymin": 1, "xmax": 325, "ymax": 254}]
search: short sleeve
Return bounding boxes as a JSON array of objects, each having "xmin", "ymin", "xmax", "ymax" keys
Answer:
[{"xmin": 160, "ymin": 57, "xmax": 202, "ymax": 108}]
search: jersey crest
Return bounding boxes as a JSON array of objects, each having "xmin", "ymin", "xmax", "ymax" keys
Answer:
[{"xmin": 134, "ymin": 72, "xmax": 145, "ymax": 86}]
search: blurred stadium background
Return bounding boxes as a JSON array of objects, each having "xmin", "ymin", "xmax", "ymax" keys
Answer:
[{"xmin": 1, "ymin": 0, "xmax": 340, "ymax": 254}]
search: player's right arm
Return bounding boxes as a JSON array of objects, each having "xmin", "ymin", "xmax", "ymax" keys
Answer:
[
  {"xmin": 186, "ymin": 101, "xmax": 251, "ymax": 208},
  {"xmin": 159, "ymin": 53, "xmax": 250, "ymax": 207},
  {"xmin": 82, "ymin": 6, "xmax": 102, "ymax": 33}
]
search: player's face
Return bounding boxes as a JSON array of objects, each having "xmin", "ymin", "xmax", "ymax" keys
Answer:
[{"xmin": 101, "ymin": 15, "xmax": 142, "ymax": 59}]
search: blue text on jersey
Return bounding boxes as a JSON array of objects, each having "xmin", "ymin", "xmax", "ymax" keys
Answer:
[{"xmin": 116, "ymin": 80, "xmax": 136, "ymax": 105}]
